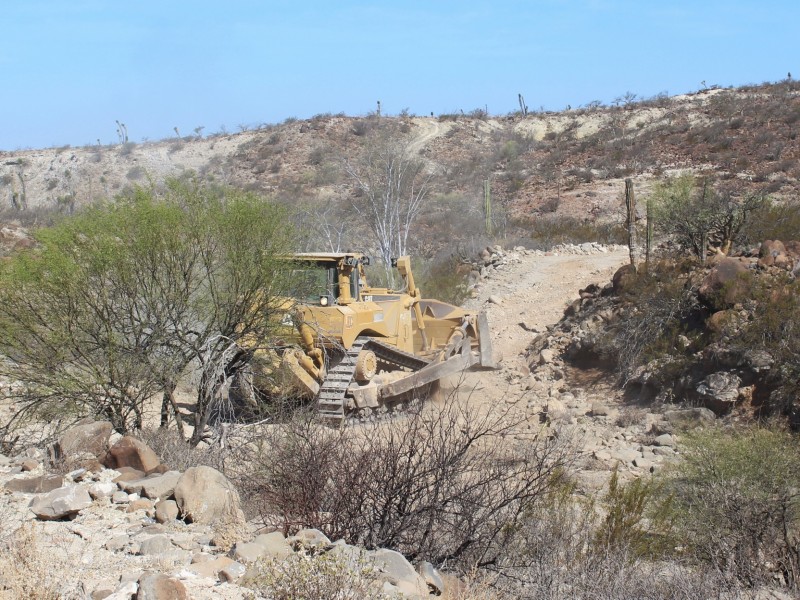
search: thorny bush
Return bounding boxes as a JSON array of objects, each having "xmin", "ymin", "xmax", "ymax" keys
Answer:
[{"xmin": 238, "ymin": 397, "xmax": 576, "ymax": 571}]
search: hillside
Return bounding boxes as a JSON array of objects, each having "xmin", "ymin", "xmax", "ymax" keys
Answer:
[{"xmin": 1, "ymin": 80, "xmax": 798, "ymax": 254}]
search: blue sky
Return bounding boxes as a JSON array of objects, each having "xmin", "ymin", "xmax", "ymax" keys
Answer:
[{"xmin": 1, "ymin": 1, "xmax": 796, "ymax": 150}]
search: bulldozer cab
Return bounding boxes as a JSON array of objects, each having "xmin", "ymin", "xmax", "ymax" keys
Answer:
[{"xmin": 288, "ymin": 253, "xmax": 370, "ymax": 306}]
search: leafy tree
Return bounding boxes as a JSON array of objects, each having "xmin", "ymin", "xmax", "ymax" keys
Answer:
[
  {"xmin": 0, "ymin": 178, "xmax": 296, "ymax": 445},
  {"xmin": 653, "ymin": 175, "xmax": 765, "ymax": 259}
]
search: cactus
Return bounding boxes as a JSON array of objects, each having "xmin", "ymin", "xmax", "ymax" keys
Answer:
[
  {"xmin": 484, "ymin": 178, "xmax": 492, "ymax": 236},
  {"xmin": 625, "ymin": 179, "xmax": 638, "ymax": 271}
]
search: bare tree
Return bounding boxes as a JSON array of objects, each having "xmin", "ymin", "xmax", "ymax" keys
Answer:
[{"xmin": 345, "ymin": 126, "xmax": 433, "ymax": 284}]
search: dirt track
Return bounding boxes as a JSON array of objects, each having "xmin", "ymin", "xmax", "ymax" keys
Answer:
[{"xmin": 459, "ymin": 247, "xmax": 628, "ymax": 400}]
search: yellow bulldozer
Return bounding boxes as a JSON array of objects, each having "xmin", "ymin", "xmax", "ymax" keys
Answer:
[{"xmin": 240, "ymin": 252, "xmax": 496, "ymax": 424}]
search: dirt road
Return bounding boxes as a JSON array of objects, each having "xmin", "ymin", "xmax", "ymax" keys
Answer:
[{"xmin": 465, "ymin": 246, "xmax": 628, "ymax": 378}]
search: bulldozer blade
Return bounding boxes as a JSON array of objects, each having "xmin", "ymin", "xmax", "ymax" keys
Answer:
[
  {"xmin": 476, "ymin": 311, "xmax": 498, "ymax": 369},
  {"xmin": 379, "ymin": 339, "xmax": 478, "ymax": 401}
]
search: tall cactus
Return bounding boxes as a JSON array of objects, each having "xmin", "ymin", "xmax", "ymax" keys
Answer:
[
  {"xmin": 484, "ymin": 178, "xmax": 492, "ymax": 236},
  {"xmin": 625, "ymin": 179, "xmax": 638, "ymax": 271}
]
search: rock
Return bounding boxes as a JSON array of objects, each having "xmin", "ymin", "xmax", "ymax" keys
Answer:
[
  {"xmin": 173, "ymin": 466, "xmax": 245, "ymax": 526},
  {"xmin": 664, "ymin": 407, "xmax": 716, "ymax": 429},
  {"xmin": 287, "ymin": 528, "xmax": 331, "ymax": 548},
  {"xmin": 328, "ymin": 540, "xmax": 364, "ymax": 566},
  {"xmin": 610, "ymin": 448, "xmax": 641, "ymax": 465},
  {"xmin": 488, "ymin": 294, "xmax": 503, "ymax": 305},
  {"xmin": 138, "ymin": 535, "xmax": 174, "ymax": 556},
  {"xmin": 231, "ymin": 541, "xmax": 266, "ymax": 563},
  {"xmin": 105, "ymin": 535, "xmax": 130, "ymax": 552},
  {"xmin": 154, "ymin": 499, "xmax": 180, "ymax": 523},
  {"xmin": 5, "ymin": 473, "xmax": 63, "ymax": 494},
  {"xmin": 104, "ymin": 437, "xmax": 161, "ymax": 474},
  {"xmin": 633, "ymin": 457, "xmax": 655, "ymax": 471},
  {"xmin": 169, "ymin": 533, "xmax": 198, "ymax": 551},
  {"xmin": 539, "ymin": 349, "xmax": 555, "ymax": 364},
  {"xmin": 654, "ymin": 434, "xmax": 676, "ymax": 447},
  {"xmin": 126, "ymin": 498, "xmax": 156, "ymax": 515},
  {"xmin": 418, "ymin": 561, "xmax": 445, "ymax": 595},
  {"xmin": 112, "ymin": 491, "xmax": 130, "ymax": 504},
  {"xmin": 545, "ymin": 398, "xmax": 566, "ymax": 419},
  {"xmin": 136, "ymin": 572, "xmax": 188, "ymax": 600},
  {"xmin": 89, "ymin": 481, "xmax": 119, "ymax": 499},
  {"xmin": 20, "ymin": 458, "xmax": 39, "ymax": 471},
  {"xmin": 105, "ymin": 581, "xmax": 138, "ymax": 600},
  {"xmin": 138, "ymin": 471, "xmax": 181, "ymax": 500},
  {"xmin": 218, "ymin": 561, "xmax": 246, "ymax": 583},
  {"xmin": 187, "ymin": 556, "xmax": 235, "ymax": 580},
  {"xmin": 30, "ymin": 484, "xmax": 93, "ymax": 520},
  {"xmin": 758, "ymin": 240, "xmax": 787, "ymax": 268},
  {"xmin": 612, "ymin": 264, "xmax": 636, "ymax": 294},
  {"xmin": 652, "ymin": 446, "xmax": 676, "ymax": 456},
  {"xmin": 112, "ymin": 466, "xmax": 146, "ymax": 480},
  {"xmin": 54, "ymin": 420, "xmax": 112, "ymax": 466},
  {"xmin": 371, "ymin": 548, "xmax": 427, "ymax": 597},
  {"xmin": 91, "ymin": 588, "xmax": 114, "ymax": 600},
  {"xmin": 696, "ymin": 372, "xmax": 742, "ymax": 412},
  {"xmin": 253, "ymin": 531, "xmax": 292, "ymax": 558},
  {"xmin": 119, "ymin": 477, "xmax": 148, "ymax": 495},
  {"xmin": 698, "ymin": 258, "xmax": 749, "ymax": 309}
]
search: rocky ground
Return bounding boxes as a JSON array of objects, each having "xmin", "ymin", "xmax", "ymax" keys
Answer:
[{"xmin": 0, "ymin": 244, "xmax": 726, "ymax": 599}]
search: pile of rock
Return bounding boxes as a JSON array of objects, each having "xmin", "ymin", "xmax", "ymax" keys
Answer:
[
  {"xmin": 547, "ymin": 242, "xmax": 625, "ymax": 256},
  {"xmin": 0, "ymin": 420, "xmax": 452, "ymax": 599}
]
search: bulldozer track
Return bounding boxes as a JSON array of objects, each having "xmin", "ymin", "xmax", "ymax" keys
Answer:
[
  {"xmin": 316, "ymin": 337, "xmax": 368, "ymax": 426},
  {"xmin": 365, "ymin": 338, "xmax": 431, "ymax": 371},
  {"xmin": 316, "ymin": 337, "xmax": 435, "ymax": 426}
]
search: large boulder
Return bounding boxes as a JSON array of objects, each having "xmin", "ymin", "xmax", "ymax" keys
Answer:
[
  {"xmin": 612, "ymin": 264, "xmax": 637, "ymax": 294},
  {"xmin": 122, "ymin": 471, "xmax": 181, "ymax": 500},
  {"xmin": 136, "ymin": 572, "xmax": 188, "ymax": 600},
  {"xmin": 104, "ymin": 436, "xmax": 161, "ymax": 474},
  {"xmin": 696, "ymin": 371, "xmax": 742, "ymax": 413},
  {"xmin": 173, "ymin": 466, "xmax": 244, "ymax": 526},
  {"xmin": 5, "ymin": 473, "xmax": 63, "ymax": 494},
  {"xmin": 758, "ymin": 239, "xmax": 787, "ymax": 268},
  {"xmin": 698, "ymin": 258, "xmax": 750, "ymax": 309},
  {"xmin": 370, "ymin": 548, "xmax": 428, "ymax": 597},
  {"xmin": 54, "ymin": 420, "xmax": 112, "ymax": 462},
  {"xmin": 30, "ymin": 485, "xmax": 93, "ymax": 520}
]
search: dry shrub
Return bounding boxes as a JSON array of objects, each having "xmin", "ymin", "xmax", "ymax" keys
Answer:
[
  {"xmin": 0, "ymin": 523, "xmax": 83, "ymax": 599},
  {"xmin": 136, "ymin": 426, "xmax": 226, "ymax": 472},
  {"xmin": 238, "ymin": 398, "xmax": 576, "ymax": 569},
  {"xmin": 243, "ymin": 552, "xmax": 385, "ymax": 600},
  {"xmin": 492, "ymin": 484, "xmax": 745, "ymax": 599},
  {"xmin": 615, "ymin": 406, "xmax": 648, "ymax": 428}
]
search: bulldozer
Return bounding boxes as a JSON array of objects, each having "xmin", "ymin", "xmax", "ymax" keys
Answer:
[{"xmin": 241, "ymin": 252, "xmax": 497, "ymax": 425}]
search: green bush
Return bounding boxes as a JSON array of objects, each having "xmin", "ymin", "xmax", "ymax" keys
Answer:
[
  {"xmin": 739, "ymin": 199, "xmax": 800, "ymax": 247},
  {"xmin": 595, "ymin": 467, "xmax": 673, "ymax": 558},
  {"xmin": 415, "ymin": 254, "xmax": 470, "ymax": 306},
  {"xmin": 664, "ymin": 426, "xmax": 800, "ymax": 589}
]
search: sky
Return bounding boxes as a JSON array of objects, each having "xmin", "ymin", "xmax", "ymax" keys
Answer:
[{"xmin": 1, "ymin": 1, "xmax": 797, "ymax": 150}]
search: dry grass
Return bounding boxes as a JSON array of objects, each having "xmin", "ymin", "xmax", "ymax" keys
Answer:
[{"xmin": 0, "ymin": 523, "xmax": 83, "ymax": 599}]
